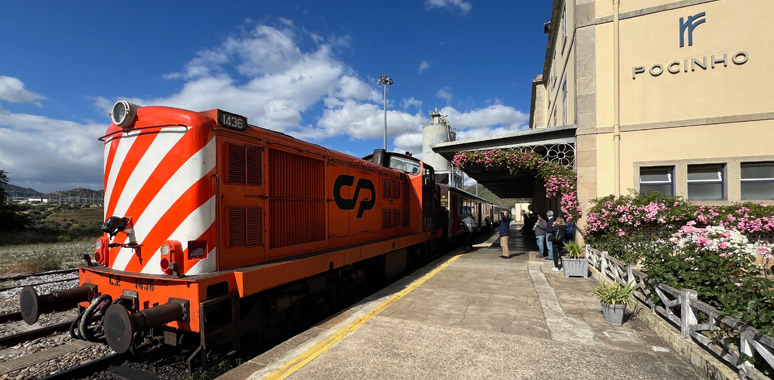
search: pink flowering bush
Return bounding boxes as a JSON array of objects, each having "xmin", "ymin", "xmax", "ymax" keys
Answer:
[
  {"xmin": 669, "ymin": 223, "xmax": 772, "ymax": 259},
  {"xmin": 585, "ymin": 192, "xmax": 774, "ymax": 262},
  {"xmin": 584, "ymin": 192, "xmax": 774, "ymax": 339},
  {"xmin": 452, "ymin": 149, "xmax": 581, "ymax": 221},
  {"xmin": 644, "ymin": 221, "xmax": 774, "ymax": 338}
]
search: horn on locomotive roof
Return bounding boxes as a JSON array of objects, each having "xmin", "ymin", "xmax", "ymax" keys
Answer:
[{"xmin": 371, "ymin": 149, "xmax": 388, "ymax": 167}]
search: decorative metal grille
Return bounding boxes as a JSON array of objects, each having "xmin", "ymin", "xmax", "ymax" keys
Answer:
[{"xmin": 526, "ymin": 143, "xmax": 576, "ymax": 168}]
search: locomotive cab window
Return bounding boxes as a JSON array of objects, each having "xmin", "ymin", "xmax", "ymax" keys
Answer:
[{"xmin": 388, "ymin": 156, "xmax": 421, "ymax": 175}]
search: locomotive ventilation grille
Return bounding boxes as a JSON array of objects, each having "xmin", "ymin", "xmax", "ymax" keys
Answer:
[
  {"xmin": 228, "ymin": 207, "xmax": 263, "ymax": 247},
  {"xmin": 228, "ymin": 143, "xmax": 262, "ymax": 185},
  {"xmin": 268, "ymin": 149, "xmax": 325, "ymax": 248}
]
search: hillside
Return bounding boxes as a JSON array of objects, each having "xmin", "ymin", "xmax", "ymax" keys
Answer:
[
  {"xmin": 1, "ymin": 183, "xmax": 41, "ymax": 198},
  {"xmin": 43, "ymin": 188, "xmax": 104, "ymax": 204},
  {"xmin": 1, "ymin": 184, "xmax": 103, "ymax": 204}
]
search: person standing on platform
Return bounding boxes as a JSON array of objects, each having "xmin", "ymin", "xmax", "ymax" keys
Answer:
[
  {"xmin": 534, "ymin": 214, "xmax": 547, "ymax": 258},
  {"xmin": 499, "ymin": 210, "xmax": 513, "ymax": 258},
  {"xmin": 545, "ymin": 216, "xmax": 567, "ymax": 271},
  {"xmin": 545, "ymin": 210, "xmax": 556, "ymax": 261},
  {"xmin": 461, "ymin": 213, "xmax": 475, "ymax": 252}
]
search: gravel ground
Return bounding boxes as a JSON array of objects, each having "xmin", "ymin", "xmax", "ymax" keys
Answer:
[
  {"xmin": 0, "ymin": 274, "xmax": 79, "ymax": 315},
  {"xmin": 0, "ymin": 344, "xmax": 115, "ymax": 380},
  {"xmin": 0, "ymin": 267, "xmax": 100, "ymax": 380}
]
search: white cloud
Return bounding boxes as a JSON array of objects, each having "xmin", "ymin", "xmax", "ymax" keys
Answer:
[
  {"xmin": 418, "ymin": 60, "xmax": 430, "ymax": 73},
  {"xmin": 391, "ymin": 104, "xmax": 529, "ymax": 158},
  {"xmin": 0, "ymin": 76, "xmax": 45, "ymax": 107},
  {"xmin": 402, "ymin": 97, "xmax": 422, "ymax": 109},
  {"xmin": 436, "ymin": 87, "xmax": 453, "ymax": 103},
  {"xmin": 441, "ymin": 104, "xmax": 529, "ymax": 135},
  {"xmin": 336, "ymin": 75, "xmax": 380, "ymax": 102},
  {"xmin": 0, "ymin": 106, "xmax": 104, "ymax": 192},
  {"xmin": 393, "ymin": 132, "xmax": 424, "ymax": 157},
  {"xmin": 0, "ymin": 20, "xmax": 532, "ymax": 193},
  {"xmin": 424, "ymin": 0, "xmax": 472, "ymax": 15},
  {"xmin": 316, "ymin": 99, "xmax": 425, "ymax": 140}
]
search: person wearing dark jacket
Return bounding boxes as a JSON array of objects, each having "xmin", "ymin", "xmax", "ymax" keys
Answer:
[
  {"xmin": 544, "ymin": 216, "xmax": 567, "ymax": 271},
  {"xmin": 499, "ymin": 211, "xmax": 513, "ymax": 258}
]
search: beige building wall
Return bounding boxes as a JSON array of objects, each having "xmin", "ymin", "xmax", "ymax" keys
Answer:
[{"xmin": 534, "ymin": 0, "xmax": 774, "ymax": 231}]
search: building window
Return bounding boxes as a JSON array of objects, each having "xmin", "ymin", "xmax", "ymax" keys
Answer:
[
  {"xmin": 562, "ymin": 80, "xmax": 567, "ymax": 126},
  {"xmin": 688, "ymin": 164, "xmax": 724, "ymax": 200},
  {"xmin": 639, "ymin": 167, "xmax": 673, "ymax": 195},
  {"xmin": 741, "ymin": 162, "xmax": 774, "ymax": 200}
]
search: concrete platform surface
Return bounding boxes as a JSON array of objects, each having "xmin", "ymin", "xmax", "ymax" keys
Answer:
[{"xmin": 219, "ymin": 225, "xmax": 702, "ymax": 380}]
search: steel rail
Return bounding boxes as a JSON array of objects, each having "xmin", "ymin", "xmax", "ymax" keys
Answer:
[
  {"xmin": 0, "ymin": 268, "xmax": 78, "ymax": 282},
  {"xmin": 0, "ymin": 321, "xmax": 71, "ymax": 347},
  {"xmin": 38, "ymin": 353, "xmax": 127, "ymax": 380},
  {"xmin": 0, "ymin": 276, "xmax": 79, "ymax": 292},
  {"xmin": 0, "ymin": 311, "xmax": 22, "ymax": 323}
]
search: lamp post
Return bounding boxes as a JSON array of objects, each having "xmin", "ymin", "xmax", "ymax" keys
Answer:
[{"xmin": 377, "ymin": 75, "xmax": 393, "ymax": 150}]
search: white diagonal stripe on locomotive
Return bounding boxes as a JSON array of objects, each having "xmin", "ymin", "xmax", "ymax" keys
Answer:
[
  {"xmin": 184, "ymin": 247, "xmax": 217, "ymax": 275},
  {"xmin": 107, "ymin": 130, "xmax": 186, "ymax": 220},
  {"xmin": 111, "ymin": 138, "xmax": 217, "ymax": 271},
  {"xmin": 140, "ymin": 196, "xmax": 216, "ymax": 274},
  {"xmin": 103, "ymin": 133, "xmax": 137, "ymax": 219}
]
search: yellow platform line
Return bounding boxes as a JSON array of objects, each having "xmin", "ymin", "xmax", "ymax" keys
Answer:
[{"xmin": 263, "ymin": 254, "xmax": 462, "ymax": 380}]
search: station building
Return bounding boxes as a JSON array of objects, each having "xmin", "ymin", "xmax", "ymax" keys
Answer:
[{"xmin": 434, "ymin": 0, "xmax": 774, "ymax": 230}]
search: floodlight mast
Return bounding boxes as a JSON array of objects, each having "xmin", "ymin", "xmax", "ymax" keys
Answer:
[{"xmin": 377, "ymin": 75, "xmax": 393, "ymax": 150}]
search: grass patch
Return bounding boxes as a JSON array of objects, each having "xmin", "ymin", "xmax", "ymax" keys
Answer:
[
  {"xmin": 5, "ymin": 252, "xmax": 63, "ymax": 274},
  {"xmin": 0, "ymin": 241, "xmax": 89, "ymax": 274}
]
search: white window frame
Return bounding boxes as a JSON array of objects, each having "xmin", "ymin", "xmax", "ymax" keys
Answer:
[
  {"xmin": 639, "ymin": 166, "xmax": 673, "ymax": 195},
  {"xmin": 741, "ymin": 162, "xmax": 774, "ymax": 200},
  {"xmin": 687, "ymin": 164, "xmax": 724, "ymax": 200}
]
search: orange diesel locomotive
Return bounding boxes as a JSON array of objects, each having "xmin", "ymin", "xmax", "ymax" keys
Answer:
[
  {"xmin": 21, "ymin": 101, "xmax": 444, "ymax": 368},
  {"xmin": 20, "ymin": 101, "xmax": 506, "ymax": 369}
]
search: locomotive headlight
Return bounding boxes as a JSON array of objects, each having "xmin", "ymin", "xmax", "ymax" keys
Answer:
[
  {"xmin": 94, "ymin": 236, "xmax": 110, "ymax": 265},
  {"xmin": 111, "ymin": 100, "xmax": 139, "ymax": 128},
  {"xmin": 160, "ymin": 240, "xmax": 182, "ymax": 275}
]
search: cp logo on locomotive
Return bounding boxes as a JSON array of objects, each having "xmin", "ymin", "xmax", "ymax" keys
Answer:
[{"xmin": 333, "ymin": 175, "xmax": 375, "ymax": 218}]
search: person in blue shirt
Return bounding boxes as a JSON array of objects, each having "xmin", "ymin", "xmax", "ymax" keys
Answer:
[{"xmin": 499, "ymin": 211, "xmax": 513, "ymax": 258}]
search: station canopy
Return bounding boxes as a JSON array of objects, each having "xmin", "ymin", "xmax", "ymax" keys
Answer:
[{"xmin": 431, "ymin": 125, "xmax": 576, "ymax": 199}]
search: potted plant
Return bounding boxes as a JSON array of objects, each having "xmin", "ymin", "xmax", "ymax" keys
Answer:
[
  {"xmin": 594, "ymin": 281, "xmax": 634, "ymax": 326},
  {"xmin": 562, "ymin": 241, "xmax": 588, "ymax": 278}
]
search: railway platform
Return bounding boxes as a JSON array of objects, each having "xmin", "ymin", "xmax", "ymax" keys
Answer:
[{"xmin": 218, "ymin": 224, "xmax": 703, "ymax": 380}]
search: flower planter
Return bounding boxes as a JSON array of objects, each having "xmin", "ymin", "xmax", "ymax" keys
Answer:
[
  {"xmin": 601, "ymin": 302, "xmax": 626, "ymax": 326},
  {"xmin": 562, "ymin": 257, "xmax": 588, "ymax": 278}
]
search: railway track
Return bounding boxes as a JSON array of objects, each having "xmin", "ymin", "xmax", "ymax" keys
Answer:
[
  {"xmin": 0, "ymin": 269, "xmax": 79, "ymax": 292},
  {"xmin": 37, "ymin": 353, "xmax": 127, "ymax": 380},
  {"xmin": 0, "ymin": 311, "xmax": 22, "ymax": 323},
  {"xmin": 0, "ymin": 268, "xmax": 78, "ymax": 283},
  {"xmin": 0, "ymin": 321, "xmax": 71, "ymax": 348}
]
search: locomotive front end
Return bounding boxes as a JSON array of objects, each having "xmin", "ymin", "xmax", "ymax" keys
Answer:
[{"xmin": 22, "ymin": 101, "xmax": 232, "ymax": 355}]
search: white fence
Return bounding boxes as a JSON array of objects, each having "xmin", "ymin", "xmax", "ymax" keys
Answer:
[{"xmin": 586, "ymin": 246, "xmax": 774, "ymax": 380}]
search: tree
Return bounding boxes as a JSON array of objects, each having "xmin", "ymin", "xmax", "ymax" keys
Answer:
[
  {"xmin": 0, "ymin": 170, "xmax": 28, "ymax": 231},
  {"xmin": 0, "ymin": 170, "xmax": 8, "ymax": 205}
]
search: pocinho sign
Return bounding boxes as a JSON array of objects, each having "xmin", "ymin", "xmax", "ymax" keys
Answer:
[{"xmin": 632, "ymin": 12, "xmax": 748, "ymax": 80}]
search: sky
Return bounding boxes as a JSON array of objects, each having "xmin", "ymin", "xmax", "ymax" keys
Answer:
[{"xmin": 0, "ymin": 0, "xmax": 552, "ymax": 193}]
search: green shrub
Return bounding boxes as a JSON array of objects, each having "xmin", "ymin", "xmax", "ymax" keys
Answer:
[
  {"xmin": 564, "ymin": 241, "xmax": 584, "ymax": 258},
  {"xmin": 594, "ymin": 281, "xmax": 634, "ymax": 307}
]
